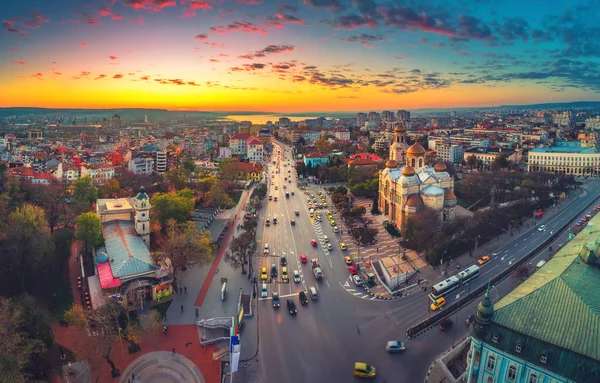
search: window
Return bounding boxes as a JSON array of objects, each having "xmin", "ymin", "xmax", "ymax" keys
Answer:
[
  {"xmin": 515, "ymin": 344, "xmax": 522, "ymax": 353},
  {"xmin": 540, "ymin": 355, "xmax": 547, "ymax": 364},
  {"xmin": 529, "ymin": 374, "xmax": 537, "ymax": 383},
  {"xmin": 507, "ymin": 366, "xmax": 517, "ymax": 382},
  {"xmin": 486, "ymin": 356, "xmax": 495, "ymax": 371},
  {"xmin": 492, "ymin": 335, "xmax": 499, "ymax": 343}
]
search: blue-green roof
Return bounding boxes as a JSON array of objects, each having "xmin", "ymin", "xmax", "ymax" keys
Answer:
[
  {"xmin": 493, "ymin": 214, "xmax": 600, "ymax": 360},
  {"xmin": 531, "ymin": 141, "xmax": 597, "ymax": 154},
  {"xmin": 100, "ymin": 220, "xmax": 156, "ymax": 278}
]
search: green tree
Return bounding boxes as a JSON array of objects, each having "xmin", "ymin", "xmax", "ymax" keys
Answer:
[
  {"xmin": 209, "ymin": 183, "xmax": 234, "ymax": 208},
  {"xmin": 151, "ymin": 190, "xmax": 194, "ymax": 228},
  {"xmin": 102, "ymin": 178, "xmax": 121, "ymax": 198},
  {"xmin": 466, "ymin": 155, "xmax": 477, "ymax": 168},
  {"xmin": 224, "ymin": 230, "xmax": 254, "ymax": 274},
  {"xmin": 154, "ymin": 220, "xmax": 214, "ymax": 273},
  {"xmin": 4, "ymin": 204, "xmax": 54, "ymax": 291},
  {"xmin": 75, "ymin": 212, "xmax": 102, "ymax": 254},
  {"xmin": 0, "ymin": 297, "xmax": 46, "ymax": 383},
  {"xmin": 315, "ymin": 138, "xmax": 332, "ymax": 154},
  {"xmin": 182, "ymin": 157, "xmax": 196, "ymax": 173},
  {"xmin": 73, "ymin": 176, "xmax": 98, "ymax": 203}
]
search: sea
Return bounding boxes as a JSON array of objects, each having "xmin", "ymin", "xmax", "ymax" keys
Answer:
[{"xmin": 224, "ymin": 115, "xmax": 312, "ymax": 125}]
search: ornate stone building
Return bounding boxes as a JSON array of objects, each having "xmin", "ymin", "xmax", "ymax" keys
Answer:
[{"xmin": 378, "ymin": 126, "xmax": 456, "ymax": 229}]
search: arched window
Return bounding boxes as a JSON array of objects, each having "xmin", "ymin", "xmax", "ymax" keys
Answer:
[
  {"xmin": 486, "ymin": 356, "xmax": 495, "ymax": 371},
  {"xmin": 507, "ymin": 366, "xmax": 517, "ymax": 382},
  {"xmin": 142, "ymin": 223, "xmax": 145, "ymax": 231},
  {"xmin": 419, "ymin": 158, "xmax": 423, "ymax": 168},
  {"xmin": 487, "ymin": 377, "xmax": 494, "ymax": 383},
  {"xmin": 411, "ymin": 158, "xmax": 415, "ymax": 167},
  {"xmin": 529, "ymin": 374, "xmax": 537, "ymax": 383}
]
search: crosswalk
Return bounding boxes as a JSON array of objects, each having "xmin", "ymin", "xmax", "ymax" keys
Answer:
[{"xmin": 339, "ymin": 276, "xmax": 377, "ymax": 300}]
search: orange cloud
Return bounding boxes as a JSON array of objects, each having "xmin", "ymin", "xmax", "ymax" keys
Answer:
[
  {"xmin": 31, "ymin": 72, "xmax": 43, "ymax": 79},
  {"xmin": 80, "ymin": 42, "xmax": 88, "ymax": 46},
  {"xmin": 95, "ymin": 74, "xmax": 107, "ymax": 80},
  {"xmin": 113, "ymin": 73, "xmax": 123, "ymax": 78},
  {"xmin": 11, "ymin": 60, "xmax": 25, "ymax": 65},
  {"xmin": 109, "ymin": 55, "xmax": 118, "ymax": 60}
]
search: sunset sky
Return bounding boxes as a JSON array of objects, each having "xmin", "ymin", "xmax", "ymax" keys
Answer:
[{"xmin": 2, "ymin": 0, "xmax": 600, "ymax": 112}]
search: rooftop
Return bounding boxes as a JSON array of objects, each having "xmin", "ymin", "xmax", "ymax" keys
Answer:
[
  {"xmin": 493, "ymin": 213, "xmax": 600, "ymax": 361},
  {"xmin": 99, "ymin": 220, "xmax": 156, "ymax": 278},
  {"xmin": 531, "ymin": 141, "xmax": 597, "ymax": 154}
]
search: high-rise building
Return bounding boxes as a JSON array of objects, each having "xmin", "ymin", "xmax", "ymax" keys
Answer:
[
  {"xmin": 382, "ymin": 110, "xmax": 395, "ymax": 122},
  {"xmin": 356, "ymin": 113, "xmax": 367, "ymax": 127},
  {"xmin": 368, "ymin": 111, "xmax": 381, "ymax": 122},
  {"xmin": 398, "ymin": 110, "xmax": 411, "ymax": 121}
]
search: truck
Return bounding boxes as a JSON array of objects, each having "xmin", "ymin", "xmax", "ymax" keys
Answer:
[{"xmin": 311, "ymin": 259, "xmax": 324, "ymax": 280}]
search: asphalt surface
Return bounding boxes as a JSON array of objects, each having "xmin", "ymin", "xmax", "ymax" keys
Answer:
[{"xmin": 242, "ymin": 143, "xmax": 600, "ymax": 383}]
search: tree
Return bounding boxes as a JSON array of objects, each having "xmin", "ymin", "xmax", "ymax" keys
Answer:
[
  {"xmin": 182, "ymin": 157, "xmax": 196, "ymax": 173},
  {"xmin": 218, "ymin": 159, "xmax": 241, "ymax": 182},
  {"xmin": 209, "ymin": 183, "xmax": 234, "ymax": 208},
  {"xmin": 151, "ymin": 190, "xmax": 194, "ymax": 228},
  {"xmin": 315, "ymin": 138, "xmax": 332, "ymax": 154},
  {"xmin": 165, "ymin": 166, "xmax": 190, "ymax": 191},
  {"xmin": 3, "ymin": 204, "xmax": 54, "ymax": 292},
  {"xmin": 154, "ymin": 220, "xmax": 214, "ymax": 275},
  {"xmin": 103, "ymin": 178, "xmax": 121, "ymax": 198},
  {"xmin": 0, "ymin": 297, "xmax": 46, "ymax": 383},
  {"xmin": 466, "ymin": 155, "xmax": 477, "ymax": 168},
  {"xmin": 64, "ymin": 302, "xmax": 122, "ymax": 377},
  {"xmin": 492, "ymin": 153, "xmax": 510, "ymax": 170},
  {"xmin": 195, "ymin": 175, "xmax": 217, "ymax": 204},
  {"xmin": 224, "ymin": 230, "xmax": 254, "ymax": 274},
  {"xmin": 351, "ymin": 206, "xmax": 366, "ymax": 217},
  {"xmin": 75, "ymin": 212, "xmax": 102, "ymax": 254},
  {"xmin": 73, "ymin": 176, "xmax": 98, "ymax": 204}
]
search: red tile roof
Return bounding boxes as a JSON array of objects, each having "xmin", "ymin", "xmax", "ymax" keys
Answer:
[
  {"xmin": 234, "ymin": 162, "xmax": 263, "ymax": 173},
  {"xmin": 231, "ymin": 133, "xmax": 252, "ymax": 140},
  {"xmin": 305, "ymin": 152, "xmax": 326, "ymax": 158},
  {"xmin": 247, "ymin": 137, "xmax": 262, "ymax": 145}
]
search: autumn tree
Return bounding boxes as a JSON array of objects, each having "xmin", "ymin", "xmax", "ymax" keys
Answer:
[
  {"xmin": 154, "ymin": 219, "xmax": 214, "ymax": 275},
  {"xmin": 224, "ymin": 230, "xmax": 254, "ymax": 274},
  {"xmin": 2, "ymin": 204, "xmax": 54, "ymax": 292},
  {"xmin": 151, "ymin": 189, "xmax": 194, "ymax": 228},
  {"xmin": 195, "ymin": 174, "xmax": 217, "ymax": 204},
  {"xmin": 165, "ymin": 166, "xmax": 190, "ymax": 191},
  {"xmin": 209, "ymin": 183, "xmax": 234, "ymax": 208},
  {"xmin": 102, "ymin": 178, "xmax": 121, "ymax": 198},
  {"xmin": 75, "ymin": 212, "xmax": 102, "ymax": 254},
  {"xmin": 315, "ymin": 138, "xmax": 332, "ymax": 154},
  {"xmin": 182, "ymin": 157, "xmax": 196, "ymax": 173}
]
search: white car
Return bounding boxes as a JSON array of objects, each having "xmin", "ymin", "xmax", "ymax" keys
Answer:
[
  {"xmin": 293, "ymin": 270, "xmax": 301, "ymax": 283},
  {"xmin": 261, "ymin": 283, "xmax": 268, "ymax": 298},
  {"xmin": 323, "ymin": 235, "xmax": 329, "ymax": 243},
  {"xmin": 327, "ymin": 243, "xmax": 333, "ymax": 251},
  {"xmin": 264, "ymin": 244, "xmax": 269, "ymax": 255},
  {"xmin": 332, "ymin": 226, "xmax": 339, "ymax": 233},
  {"xmin": 309, "ymin": 209, "xmax": 314, "ymax": 217},
  {"xmin": 352, "ymin": 275, "xmax": 363, "ymax": 287},
  {"xmin": 538, "ymin": 225, "xmax": 546, "ymax": 232}
]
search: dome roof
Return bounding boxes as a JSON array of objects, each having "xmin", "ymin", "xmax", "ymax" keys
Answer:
[
  {"xmin": 394, "ymin": 124, "xmax": 406, "ymax": 133},
  {"xmin": 406, "ymin": 194, "xmax": 424, "ymax": 207},
  {"xmin": 402, "ymin": 166, "xmax": 415, "ymax": 176},
  {"xmin": 135, "ymin": 186, "xmax": 149, "ymax": 200},
  {"xmin": 444, "ymin": 188, "xmax": 456, "ymax": 200},
  {"xmin": 407, "ymin": 143, "xmax": 426, "ymax": 156},
  {"xmin": 434, "ymin": 162, "xmax": 447, "ymax": 172},
  {"xmin": 386, "ymin": 159, "xmax": 398, "ymax": 168},
  {"xmin": 96, "ymin": 252, "xmax": 109, "ymax": 264}
]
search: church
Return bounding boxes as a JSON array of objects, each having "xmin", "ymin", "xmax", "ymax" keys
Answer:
[{"xmin": 378, "ymin": 124, "xmax": 457, "ymax": 229}]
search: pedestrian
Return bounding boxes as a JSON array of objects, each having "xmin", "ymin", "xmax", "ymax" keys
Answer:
[
  {"xmin": 181, "ymin": 305, "xmax": 184, "ymax": 313},
  {"xmin": 164, "ymin": 313, "xmax": 167, "ymax": 322},
  {"xmin": 376, "ymin": 247, "xmax": 379, "ymax": 253},
  {"xmin": 357, "ymin": 325, "xmax": 361, "ymax": 335},
  {"xmin": 172, "ymin": 348, "xmax": 176, "ymax": 356},
  {"xmin": 184, "ymin": 287, "xmax": 188, "ymax": 294}
]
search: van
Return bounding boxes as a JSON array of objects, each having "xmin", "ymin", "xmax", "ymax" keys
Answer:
[
  {"xmin": 309, "ymin": 287, "xmax": 318, "ymax": 300},
  {"xmin": 536, "ymin": 260, "xmax": 547, "ymax": 270}
]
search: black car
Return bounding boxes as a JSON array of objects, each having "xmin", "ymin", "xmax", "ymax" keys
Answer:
[
  {"xmin": 281, "ymin": 256, "xmax": 287, "ymax": 266},
  {"xmin": 271, "ymin": 264, "xmax": 277, "ymax": 277},
  {"xmin": 287, "ymin": 299, "xmax": 297, "ymax": 315},
  {"xmin": 291, "ymin": 220, "xmax": 295, "ymax": 226},
  {"xmin": 440, "ymin": 318, "xmax": 453, "ymax": 332},
  {"xmin": 272, "ymin": 293, "xmax": 280, "ymax": 308},
  {"xmin": 299, "ymin": 291, "xmax": 308, "ymax": 305},
  {"xmin": 273, "ymin": 217, "xmax": 278, "ymax": 224},
  {"xmin": 295, "ymin": 210, "xmax": 300, "ymax": 216}
]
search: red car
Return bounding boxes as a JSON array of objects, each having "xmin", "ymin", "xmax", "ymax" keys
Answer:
[
  {"xmin": 311, "ymin": 239, "xmax": 318, "ymax": 247},
  {"xmin": 301, "ymin": 254, "xmax": 307, "ymax": 263},
  {"xmin": 348, "ymin": 266, "xmax": 357, "ymax": 275}
]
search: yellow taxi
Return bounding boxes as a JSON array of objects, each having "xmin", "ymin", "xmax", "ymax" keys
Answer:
[
  {"xmin": 261, "ymin": 268, "xmax": 268, "ymax": 280},
  {"xmin": 344, "ymin": 256, "xmax": 353, "ymax": 265},
  {"xmin": 281, "ymin": 267, "xmax": 289, "ymax": 282},
  {"xmin": 329, "ymin": 219, "xmax": 336, "ymax": 226},
  {"xmin": 430, "ymin": 297, "xmax": 447, "ymax": 311},
  {"xmin": 340, "ymin": 243, "xmax": 347, "ymax": 251},
  {"xmin": 353, "ymin": 362, "xmax": 376, "ymax": 378},
  {"xmin": 477, "ymin": 255, "xmax": 490, "ymax": 265}
]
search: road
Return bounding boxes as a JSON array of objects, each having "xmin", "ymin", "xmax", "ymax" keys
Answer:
[{"xmin": 241, "ymin": 142, "xmax": 600, "ymax": 383}]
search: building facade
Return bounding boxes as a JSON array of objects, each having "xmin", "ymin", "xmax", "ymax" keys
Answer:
[
  {"xmin": 528, "ymin": 141, "xmax": 600, "ymax": 176},
  {"xmin": 465, "ymin": 214, "xmax": 600, "ymax": 383},
  {"xmin": 247, "ymin": 137, "xmax": 264, "ymax": 163},
  {"xmin": 378, "ymin": 130, "xmax": 456, "ymax": 230}
]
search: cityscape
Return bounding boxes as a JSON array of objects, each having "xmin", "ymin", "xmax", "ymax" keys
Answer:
[{"xmin": 2, "ymin": 1, "xmax": 600, "ymax": 383}]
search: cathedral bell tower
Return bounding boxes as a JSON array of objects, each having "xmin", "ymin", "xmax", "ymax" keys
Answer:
[
  {"xmin": 390, "ymin": 123, "xmax": 408, "ymax": 164},
  {"xmin": 134, "ymin": 186, "xmax": 151, "ymax": 249}
]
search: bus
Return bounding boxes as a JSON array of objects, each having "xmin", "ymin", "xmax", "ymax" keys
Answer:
[{"xmin": 429, "ymin": 264, "xmax": 480, "ymax": 301}]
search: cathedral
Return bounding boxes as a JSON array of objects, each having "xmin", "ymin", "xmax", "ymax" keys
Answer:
[{"xmin": 378, "ymin": 124, "xmax": 456, "ymax": 229}]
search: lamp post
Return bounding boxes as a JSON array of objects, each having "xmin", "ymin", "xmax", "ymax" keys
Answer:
[{"xmin": 441, "ymin": 250, "xmax": 447, "ymax": 276}]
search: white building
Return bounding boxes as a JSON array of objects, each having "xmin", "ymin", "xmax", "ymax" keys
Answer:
[
  {"xmin": 247, "ymin": 137, "xmax": 264, "ymax": 163},
  {"xmin": 81, "ymin": 165, "xmax": 115, "ymax": 184},
  {"xmin": 429, "ymin": 139, "xmax": 464, "ymax": 163},
  {"xmin": 302, "ymin": 130, "xmax": 321, "ymax": 143},
  {"xmin": 128, "ymin": 157, "xmax": 154, "ymax": 175},
  {"xmin": 156, "ymin": 151, "xmax": 167, "ymax": 173},
  {"xmin": 335, "ymin": 130, "xmax": 351, "ymax": 141},
  {"xmin": 219, "ymin": 147, "xmax": 232, "ymax": 159}
]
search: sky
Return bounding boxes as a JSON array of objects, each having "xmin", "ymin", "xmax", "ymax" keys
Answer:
[{"xmin": 2, "ymin": 0, "xmax": 600, "ymax": 112}]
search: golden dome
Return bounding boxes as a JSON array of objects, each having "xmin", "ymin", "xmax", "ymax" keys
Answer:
[
  {"xmin": 386, "ymin": 159, "xmax": 398, "ymax": 168},
  {"xmin": 434, "ymin": 162, "xmax": 447, "ymax": 172},
  {"xmin": 394, "ymin": 124, "xmax": 406, "ymax": 133},
  {"xmin": 406, "ymin": 194, "xmax": 424, "ymax": 207},
  {"xmin": 444, "ymin": 188, "xmax": 456, "ymax": 200},
  {"xmin": 407, "ymin": 143, "xmax": 426, "ymax": 156},
  {"xmin": 402, "ymin": 166, "xmax": 415, "ymax": 176}
]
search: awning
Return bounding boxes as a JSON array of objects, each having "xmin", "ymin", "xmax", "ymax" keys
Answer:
[{"xmin": 98, "ymin": 263, "xmax": 121, "ymax": 289}]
